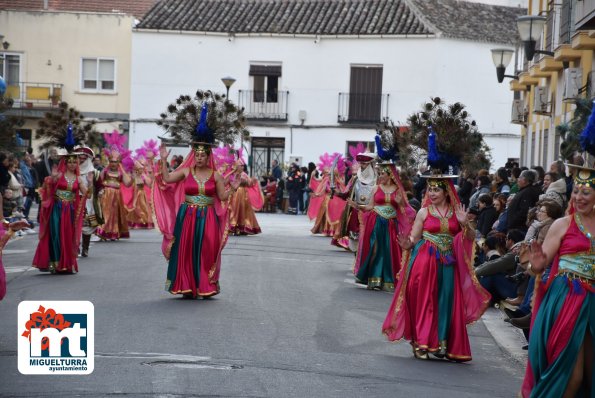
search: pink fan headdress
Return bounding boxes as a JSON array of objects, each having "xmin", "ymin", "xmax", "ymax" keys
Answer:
[
  {"xmin": 348, "ymin": 142, "xmax": 366, "ymax": 167},
  {"xmin": 142, "ymin": 139, "xmax": 159, "ymax": 159},
  {"xmin": 212, "ymin": 145, "xmax": 236, "ymax": 174},
  {"xmin": 103, "ymin": 130, "xmax": 127, "ymax": 159},
  {"xmin": 317, "ymin": 152, "xmax": 346, "ymax": 175}
]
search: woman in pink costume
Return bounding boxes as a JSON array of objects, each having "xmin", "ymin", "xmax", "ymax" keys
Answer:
[
  {"xmin": 125, "ymin": 156, "xmax": 154, "ymax": 229},
  {"xmin": 153, "ymin": 94, "xmax": 245, "ymax": 299},
  {"xmin": 353, "ymin": 164, "xmax": 415, "ymax": 291},
  {"xmin": 32, "ymin": 126, "xmax": 92, "ymax": 273},
  {"xmin": 520, "ymin": 165, "xmax": 595, "ymax": 397},
  {"xmin": 382, "ymin": 175, "xmax": 490, "ymax": 360},
  {"xmin": 309, "ymin": 153, "xmax": 347, "ymax": 238},
  {"xmin": 97, "ymin": 131, "xmax": 133, "ymax": 240},
  {"xmin": 227, "ymin": 149, "xmax": 263, "ymax": 235}
]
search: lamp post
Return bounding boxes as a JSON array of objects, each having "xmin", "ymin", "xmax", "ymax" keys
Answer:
[
  {"xmin": 221, "ymin": 76, "xmax": 236, "ymax": 99},
  {"xmin": 491, "ymin": 48, "xmax": 517, "ymax": 83},
  {"xmin": 517, "ymin": 15, "xmax": 554, "ymax": 61}
]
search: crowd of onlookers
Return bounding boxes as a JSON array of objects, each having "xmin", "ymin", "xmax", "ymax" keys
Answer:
[{"xmin": 0, "ymin": 148, "xmax": 104, "ymax": 237}]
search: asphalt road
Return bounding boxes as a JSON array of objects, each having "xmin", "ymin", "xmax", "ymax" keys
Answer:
[{"xmin": 0, "ymin": 214, "xmax": 524, "ymax": 397}]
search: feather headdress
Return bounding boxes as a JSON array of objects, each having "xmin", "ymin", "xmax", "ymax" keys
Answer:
[
  {"xmin": 317, "ymin": 152, "xmax": 346, "ymax": 174},
  {"xmin": 375, "ymin": 128, "xmax": 398, "ymax": 164},
  {"xmin": 212, "ymin": 145, "xmax": 236, "ymax": 172},
  {"xmin": 157, "ymin": 90, "xmax": 249, "ymax": 146},
  {"xmin": 142, "ymin": 139, "xmax": 159, "ymax": 158},
  {"xmin": 36, "ymin": 102, "xmax": 98, "ymax": 153},
  {"xmin": 348, "ymin": 142, "xmax": 366, "ymax": 167},
  {"xmin": 579, "ymin": 100, "xmax": 595, "ymax": 157}
]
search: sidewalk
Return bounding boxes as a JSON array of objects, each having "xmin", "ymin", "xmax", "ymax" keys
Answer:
[{"xmin": 482, "ymin": 307, "xmax": 528, "ymax": 365}]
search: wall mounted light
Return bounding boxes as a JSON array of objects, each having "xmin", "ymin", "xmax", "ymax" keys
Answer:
[
  {"xmin": 0, "ymin": 34, "xmax": 9, "ymax": 50},
  {"xmin": 491, "ymin": 48, "xmax": 518, "ymax": 83},
  {"xmin": 517, "ymin": 15, "xmax": 554, "ymax": 61}
]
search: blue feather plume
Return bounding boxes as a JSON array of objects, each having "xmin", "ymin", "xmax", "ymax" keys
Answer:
[
  {"xmin": 427, "ymin": 127, "xmax": 461, "ymax": 172},
  {"xmin": 194, "ymin": 103, "xmax": 215, "ymax": 144},
  {"xmin": 375, "ymin": 130, "xmax": 398, "ymax": 162},
  {"xmin": 580, "ymin": 101, "xmax": 595, "ymax": 157},
  {"xmin": 64, "ymin": 123, "xmax": 75, "ymax": 152}
]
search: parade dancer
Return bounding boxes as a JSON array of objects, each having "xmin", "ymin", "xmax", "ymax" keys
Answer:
[
  {"xmin": 76, "ymin": 146, "xmax": 103, "ymax": 257},
  {"xmin": 97, "ymin": 131, "xmax": 133, "ymax": 241},
  {"xmin": 153, "ymin": 90, "xmax": 246, "ymax": 298},
  {"xmin": 1, "ymin": 195, "xmax": 30, "ymax": 299},
  {"xmin": 125, "ymin": 155, "xmax": 154, "ymax": 229},
  {"xmin": 334, "ymin": 144, "xmax": 377, "ymax": 252},
  {"xmin": 32, "ymin": 125, "xmax": 91, "ymax": 273},
  {"xmin": 382, "ymin": 129, "xmax": 490, "ymax": 361},
  {"xmin": 228, "ymin": 159, "xmax": 263, "ymax": 236},
  {"xmin": 353, "ymin": 134, "xmax": 415, "ymax": 291},
  {"xmin": 519, "ymin": 126, "xmax": 595, "ymax": 397},
  {"xmin": 309, "ymin": 153, "xmax": 347, "ymax": 238}
]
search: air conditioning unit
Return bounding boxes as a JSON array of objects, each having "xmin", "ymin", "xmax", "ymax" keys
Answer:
[
  {"xmin": 533, "ymin": 86, "xmax": 549, "ymax": 115},
  {"xmin": 511, "ymin": 99, "xmax": 526, "ymax": 124},
  {"xmin": 562, "ymin": 68, "xmax": 582, "ymax": 103}
]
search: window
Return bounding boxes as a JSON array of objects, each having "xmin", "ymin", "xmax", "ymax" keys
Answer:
[
  {"xmin": 0, "ymin": 53, "xmax": 21, "ymax": 100},
  {"xmin": 249, "ymin": 64, "xmax": 281, "ymax": 103},
  {"xmin": 81, "ymin": 58, "xmax": 115, "ymax": 92}
]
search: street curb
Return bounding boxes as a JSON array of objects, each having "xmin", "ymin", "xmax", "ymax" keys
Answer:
[{"xmin": 481, "ymin": 307, "xmax": 528, "ymax": 366}]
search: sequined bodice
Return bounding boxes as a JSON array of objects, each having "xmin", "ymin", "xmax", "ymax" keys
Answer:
[
  {"xmin": 373, "ymin": 187, "xmax": 400, "ymax": 208},
  {"xmin": 184, "ymin": 169, "xmax": 216, "ymax": 197},
  {"xmin": 423, "ymin": 206, "xmax": 461, "ymax": 235},
  {"xmin": 57, "ymin": 174, "xmax": 79, "ymax": 192}
]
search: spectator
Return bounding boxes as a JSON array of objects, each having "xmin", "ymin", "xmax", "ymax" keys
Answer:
[
  {"xmin": 491, "ymin": 194, "xmax": 508, "ymax": 233},
  {"xmin": 0, "ymin": 153, "xmax": 10, "ymax": 190},
  {"xmin": 540, "ymin": 171, "xmax": 567, "ymax": 210},
  {"xmin": 506, "ymin": 170, "xmax": 541, "ymax": 232},
  {"xmin": 475, "ymin": 229, "xmax": 525, "ymax": 303},
  {"xmin": 494, "ymin": 167, "xmax": 510, "ymax": 195},
  {"xmin": 532, "ymin": 165, "xmax": 545, "ymax": 189},
  {"xmin": 93, "ymin": 155, "xmax": 104, "ymax": 172},
  {"xmin": 457, "ymin": 171, "xmax": 475, "ymax": 208},
  {"xmin": 476, "ymin": 193, "xmax": 499, "ymax": 238},
  {"xmin": 509, "ymin": 167, "xmax": 522, "ymax": 194},
  {"xmin": 469, "ymin": 175, "xmax": 491, "ymax": 209},
  {"xmin": 271, "ymin": 159, "xmax": 282, "ymax": 182},
  {"xmin": 407, "ymin": 191, "xmax": 421, "ymax": 212},
  {"xmin": 20, "ymin": 154, "xmax": 38, "ymax": 223}
]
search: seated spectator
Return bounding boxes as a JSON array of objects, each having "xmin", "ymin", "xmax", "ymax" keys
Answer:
[
  {"xmin": 263, "ymin": 176, "xmax": 278, "ymax": 212},
  {"xmin": 494, "ymin": 167, "xmax": 510, "ymax": 195},
  {"xmin": 506, "ymin": 169, "xmax": 541, "ymax": 232},
  {"xmin": 475, "ymin": 229, "xmax": 525, "ymax": 303},
  {"xmin": 469, "ymin": 175, "xmax": 491, "ymax": 209},
  {"xmin": 476, "ymin": 193, "xmax": 499, "ymax": 238},
  {"xmin": 539, "ymin": 171, "xmax": 567, "ymax": 210}
]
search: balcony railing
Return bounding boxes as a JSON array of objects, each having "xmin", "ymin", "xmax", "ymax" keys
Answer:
[
  {"xmin": 4, "ymin": 82, "xmax": 63, "ymax": 109},
  {"xmin": 338, "ymin": 92, "xmax": 389, "ymax": 124},
  {"xmin": 238, "ymin": 90, "xmax": 289, "ymax": 121}
]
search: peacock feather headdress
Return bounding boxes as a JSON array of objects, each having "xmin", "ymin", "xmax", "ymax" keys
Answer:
[
  {"xmin": 35, "ymin": 102, "xmax": 99, "ymax": 153},
  {"xmin": 157, "ymin": 90, "xmax": 250, "ymax": 147}
]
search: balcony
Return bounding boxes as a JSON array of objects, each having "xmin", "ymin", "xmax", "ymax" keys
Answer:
[
  {"xmin": 338, "ymin": 92, "xmax": 389, "ymax": 124},
  {"xmin": 4, "ymin": 82, "xmax": 63, "ymax": 109},
  {"xmin": 238, "ymin": 90, "xmax": 289, "ymax": 121}
]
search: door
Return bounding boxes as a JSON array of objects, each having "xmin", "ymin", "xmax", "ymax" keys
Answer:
[
  {"xmin": 348, "ymin": 66, "xmax": 383, "ymax": 123},
  {"xmin": 251, "ymin": 137, "xmax": 285, "ymax": 178}
]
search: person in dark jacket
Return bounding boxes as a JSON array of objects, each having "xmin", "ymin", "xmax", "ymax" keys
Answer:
[
  {"xmin": 457, "ymin": 171, "xmax": 475, "ymax": 208},
  {"xmin": 271, "ymin": 159, "xmax": 282, "ymax": 182},
  {"xmin": 476, "ymin": 193, "xmax": 499, "ymax": 238},
  {"xmin": 506, "ymin": 170, "xmax": 541, "ymax": 232},
  {"xmin": 475, "ymin": 229, "xmax": 525, "ymax": 303},
  {"xmin": 286, "ymin": 163, "xmax": 304, "ymax": 215}
]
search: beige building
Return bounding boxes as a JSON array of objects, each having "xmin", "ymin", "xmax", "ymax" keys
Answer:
[
  {"xmin": 505, "ymin": 0, "xmax": 595, "ymax": 167},
  {"xmin": 0, "ymin": 1, "xmax": 156, "ymax": 153}
]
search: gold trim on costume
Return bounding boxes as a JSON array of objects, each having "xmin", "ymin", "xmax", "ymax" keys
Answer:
[
  {"xmin": 55, "ymin": 189, "xmax": 75, "ymax": 202},
  {"xmin": 184, "ymin": 194, "xmax": 214, "ymax": 207}
]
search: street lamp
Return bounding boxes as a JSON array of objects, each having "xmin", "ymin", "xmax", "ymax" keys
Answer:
[
  {"xmin": 517, "ymin": 15, "xmax": 553, "ymax": 61},
  {"xmin": 221, "ymin": 76, "xmax": 236, "ymax": 99},
  {"xmin": 491, "ymin": 48, "xmax": 517, "ymax": 83}
]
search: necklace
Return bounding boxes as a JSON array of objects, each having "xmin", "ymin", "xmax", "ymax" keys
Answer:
[
  {"xmin": 434, "ymin": 204, "xmax": 450, "ymax": 218},
  {"xmin": 575, "ymin": 213, "xmax": 595, "ymax": 244},
  {"xmin": 64, "ymin": 173, "xmax": 76, "ymax": 189}
]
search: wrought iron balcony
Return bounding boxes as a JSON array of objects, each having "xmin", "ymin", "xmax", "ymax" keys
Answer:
[
  {"xmin": 338, "ymin": 92, "xmax": 389, "ymax": 124},
  {"xmin": 4, "ymin": 82, "xmax": 63, "ymax": 109},
  {"xmin": 238, "ymin": 89, "xmax": 289, "ymax": 121}
]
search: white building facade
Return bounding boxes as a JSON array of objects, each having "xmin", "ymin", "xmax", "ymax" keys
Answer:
[{"xmin": 130, "ymin": 0, "xmax": 525, "ymax": 176}]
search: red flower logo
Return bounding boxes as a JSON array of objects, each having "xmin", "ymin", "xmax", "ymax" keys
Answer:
[{"xmin": 22, "ymin": 306, "xmax": 72, "ymax": 350}]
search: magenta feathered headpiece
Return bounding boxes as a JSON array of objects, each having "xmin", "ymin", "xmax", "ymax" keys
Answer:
[
  {"xmin": 103, "ymin": 130, "xmax": 133, "ymax": 171},
  {"xmin": 142, "ymin": 139, "xmax": 159, "ymax": 158},
  {"xmin": 212, "ymin": 145, "xmax": 236, "ymax": 172},
  {"xmin": 348, "ymin": 142, "xmax": 366, "ymax": 166},
  {"xmin": 317, "ymin": 152, "xmax": 346, "ymax": 174}
]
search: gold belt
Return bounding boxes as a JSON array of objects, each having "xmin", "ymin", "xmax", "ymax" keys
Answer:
[
  {"xmin": 185, "ymin": 194, "xmax": 214, "ymax": 207},
  {"xmin": 55, "ymin": 189, "xmax": 74, "ymax": 202}
]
